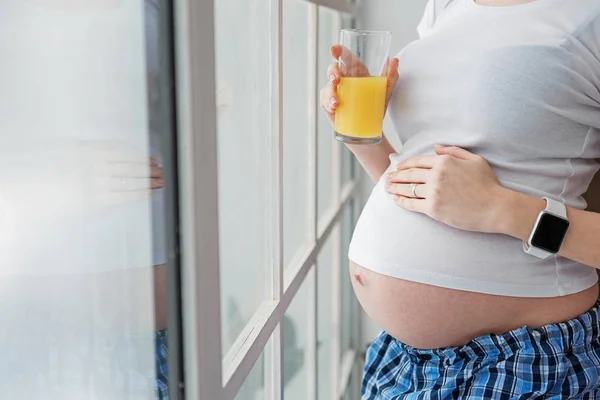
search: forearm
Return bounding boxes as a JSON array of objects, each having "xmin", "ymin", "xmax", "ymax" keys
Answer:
[
  {"xmin": 346, "ymin": 133, "xmax": 396, "ymax": 182},
  {"xmin": 495, "ymin": 189, "xmax": 600, "ymax": 269}
]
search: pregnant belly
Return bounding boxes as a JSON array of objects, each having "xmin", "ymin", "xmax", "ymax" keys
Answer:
[{"xmin": 350, "ymin": 261, "xmax": 599, "ymax": 349}]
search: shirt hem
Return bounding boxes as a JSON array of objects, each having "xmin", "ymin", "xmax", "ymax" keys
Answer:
[{"xmin": 348, "ymin": 248, "xmax": 599, "ymax": 298}]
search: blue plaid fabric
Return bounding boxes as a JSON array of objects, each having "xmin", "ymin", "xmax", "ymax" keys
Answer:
[
  {"xmin": 155, "ymin": 329, "xmax": 169, "ymax": 400},
  {"xmin": 363, "ymin": 301, "xmax": 600, "ymax": 399}
]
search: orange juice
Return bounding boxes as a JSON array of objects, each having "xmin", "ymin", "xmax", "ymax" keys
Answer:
[{"xmin": 334, "ymin": 76, "xmax": 387, "ymax": 139}]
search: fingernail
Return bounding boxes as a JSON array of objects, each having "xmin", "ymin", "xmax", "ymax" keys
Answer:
[{"xmin": 329, "ymin": 97, "xmax": 338, "ymax": 108}]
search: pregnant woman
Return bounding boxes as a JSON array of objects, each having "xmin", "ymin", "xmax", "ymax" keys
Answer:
[{"xmin": 321, "ymin": 0, "xmax": 600, "ymax": 398}]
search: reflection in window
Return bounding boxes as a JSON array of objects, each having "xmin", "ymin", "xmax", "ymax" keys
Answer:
[{"xmin": 0, "ymin": 1, "xmax": 175, "ymax": 398}]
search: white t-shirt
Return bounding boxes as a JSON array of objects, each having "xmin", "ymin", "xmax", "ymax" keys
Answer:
[{"xmin": 349, "ymin": 0, "xmax": 600, "ymax": 297}]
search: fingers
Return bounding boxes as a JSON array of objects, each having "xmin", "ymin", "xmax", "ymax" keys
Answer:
[
  {"xmin": 330, "ymin": 44, "xmax": 343, "ymax": 60},
  {"xmin": 396, "ymin": 155, "xmax": 439, "ymax": 171},
  {"xmin": 384, "ymin": 58, "xmax": 400, "ymax": 108},
  {"xmin": 149, "ymin": 160, "xmax": 165, "ymax": 189},
  {"xmin": 386, "ymin": 58, "xmax": 400, "ymax": 92},
  {"xmin": 331, "ymin": 44, "xmax": 360, "ymax": 67},
  {"xmin": 150, "ymin": 165, "xmax": 163, "ymax": 179},
  {"xmin": 104, "ymin": 162, "xmax": 164, "ymax": 181},
  {"xmin": 151, "ymin": 178, "xmax": 165, "ymax": 190},
  {"xmin": 321, "ymin": 61, "xmax": 341, "ymax": 114},
  {"xmin": 392, "ymin": 195, "xmax": 426, "ymax": 213},
  {"xmin": 326, "ymin": 62, "xmax": 341, "ymax": 85},
  {"xmin": 320, "ymin": 82, "xmax": 339, "ymax": 114},
  {"xmin": 387, "ymin": 168, "xmax": 431, "ymax": 184},
  {"xmin": 330, "ymin": 45, "xmax": 370, "ymax": 77},
  {"xmin": 322, "ymin": 46, "xmax": 394, "ymax": 117},
  {"xmin": 434, "ymin": 144, "xmax": 476, "ymax": 160},
  {"xmin": 385, "ymin": 181, "xmax": 427, "ymax": 199}
]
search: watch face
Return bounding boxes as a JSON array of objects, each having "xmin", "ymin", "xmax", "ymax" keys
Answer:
[{"xmin": 531, "ymin": 213, "xmax": 570, "ymax": 254}]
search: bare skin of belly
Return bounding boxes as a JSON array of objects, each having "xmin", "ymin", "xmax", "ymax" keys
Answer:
[{"xmin": 350, "ymin": 261, "xmax": 599, "ymax": 349}]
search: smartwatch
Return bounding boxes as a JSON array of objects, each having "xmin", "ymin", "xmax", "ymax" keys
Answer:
[{"xmin": 523, "ymin": 197, "xmax": 570, "ymax": 259}]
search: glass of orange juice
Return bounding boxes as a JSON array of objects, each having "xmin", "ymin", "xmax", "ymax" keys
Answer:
[{"xmin": 334, "ymin": 29, "xmax": 392, "ymax": 144}]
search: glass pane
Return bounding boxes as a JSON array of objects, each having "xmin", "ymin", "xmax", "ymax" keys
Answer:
[
  {"xmin": 343, "ymin": 361, "xmax": 362, "ymax": 400},
  {"xmin": 215, "ymin": 0, "xmax": 271, "ymax": 353},
  {"xmin": 340, "ymin": 13, "xmax": 356, "ymax": 188},
  {"xmin": 341, "ymin": 146, "xmax": 355, "ymax": 186},
  {"xmin": 0, "ymin": 1, "xmax": 175, "ymax": 398},
  {"xmin": 317, "ymin": 228, "xmax": 338, "ymax": 400},
  {"xmin": 284, "ymin": 271, "xmax": 312, "ymax": 399},
  {"xmin": 341, "ymin": 202, "xmax": 359, "ymax": 359},
  {"xmin": 317, "ymin": 7, "xmax": 339, "ymax": 230},
  {"xmin": 236, "ymin": 346, "xmax": 267, "ymax": 400},
  {"xmin": 283, "ymin": 0, "xmax": 312, "ymax": 268}
]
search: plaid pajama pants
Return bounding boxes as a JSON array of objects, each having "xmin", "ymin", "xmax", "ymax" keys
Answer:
[
  {"xmin": 155, "ymin": 329, "xmax": 169, "ymax": 400},
  {"xmin": 363, "ymin": 301, "xmax": 600, "ymax": 399}
]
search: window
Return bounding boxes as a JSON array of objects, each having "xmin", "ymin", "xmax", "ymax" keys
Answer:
[
  {"xmin": 284, "ymin": 271, "xmax": 313, "ymax": 399},
  {"xmin": 184, "ymin": 0, "xmax": 362, "ymax": 398},
  {"xmin": 283, "ymin": 0, "xmax": 313, "ymax": 271},
  {"xmin": 341, "ymin": 203, "xmax": 361, "ymax": 361},
  {"xmin": 317, "ymin": 6, "xmax": 341, "ymax": 234},
  {"xmin": 3, "ymin": 0, "xmax": 364, "ymax": 398},
  {"xmin": 236, "ymin": 339, "xmax": 271, "ymax": 400},
  {"xmin": 317, "ymin": 229, "xmax": 338, "ymax": 400},
  {"xmin": 214, "ymin": 0, "xmax": 272, "ymax": 356}
]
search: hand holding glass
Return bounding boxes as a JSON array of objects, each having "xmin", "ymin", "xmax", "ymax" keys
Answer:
[{"xmin": 334, "ymin": 30, "xmax": 392, "ymax": 144}]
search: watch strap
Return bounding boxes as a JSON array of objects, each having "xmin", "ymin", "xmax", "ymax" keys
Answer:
[{"xmin": 542, "ymin": 196, "xmax": 567, "ymax": 218}]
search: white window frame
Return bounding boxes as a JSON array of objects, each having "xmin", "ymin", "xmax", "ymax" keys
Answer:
[{"xmin": 175, "ymin": 0, "xmax": 362, "ymax": 398}]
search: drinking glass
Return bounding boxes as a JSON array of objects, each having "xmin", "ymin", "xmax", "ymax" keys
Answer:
[{"xmin": 334, "ymin": 29, "xmax": 392, "ymax": 144}]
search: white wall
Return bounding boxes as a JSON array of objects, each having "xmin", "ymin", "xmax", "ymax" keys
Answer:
[
  {"xmin": 356, "ymin": 0, "xmax": 428, "ymax": 347},
  {"xmin": 358, "ymin": 0, "xmax": 426, "ymax": 56}
]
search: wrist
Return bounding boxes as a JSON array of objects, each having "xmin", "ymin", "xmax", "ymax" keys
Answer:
[{"xmin": 492, "ymin": 188, "xmax": 546, "ymax": 241}]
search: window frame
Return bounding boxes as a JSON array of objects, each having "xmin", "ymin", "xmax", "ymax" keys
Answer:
[{"xmin": 174, "ymin": 0, "xmax": 362, "ymax": 398}]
